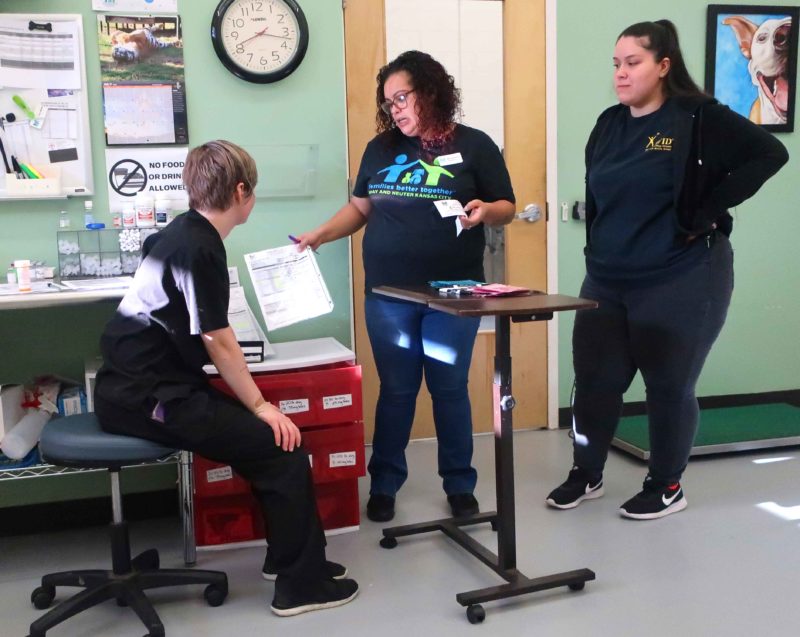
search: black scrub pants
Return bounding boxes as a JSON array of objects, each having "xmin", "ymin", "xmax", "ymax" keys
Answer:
[
  {"xmin": 95, "ymin": 384, "xmax": 327, "ymax": 600},
  {"xmin": 571, "ymin": 231, "xmax": 734, "ymax": 484}
]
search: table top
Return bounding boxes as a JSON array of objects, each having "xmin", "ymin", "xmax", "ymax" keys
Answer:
[
  {"xmin": 373, "ymin": 285, "xmax": 597, "ymax": 317},
  {"xmin": 0, "ymin": 284, "xmax": 126, "ymax": 310}
]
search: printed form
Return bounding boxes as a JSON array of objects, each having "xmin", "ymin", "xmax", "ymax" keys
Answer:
[{"xmin": 244, "ymin": 244, "xmax": 333, "ymax": 331}]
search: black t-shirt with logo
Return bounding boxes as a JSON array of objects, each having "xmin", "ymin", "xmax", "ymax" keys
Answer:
[
  {"xmin": 587, "ymin": 99, "xmax": 704, "ymax": 282},
  {"xmin": 95, "ymin": 210, "xmax": 230, "ymax": 410},
  {"xmin": 353, "ymin": 124, "xmax": 515, "ymax": 292}
]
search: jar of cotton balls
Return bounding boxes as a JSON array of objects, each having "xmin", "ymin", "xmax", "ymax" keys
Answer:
[{"xmin": 119, "ymin": 228, "xmax": 142, "ymax": 274}]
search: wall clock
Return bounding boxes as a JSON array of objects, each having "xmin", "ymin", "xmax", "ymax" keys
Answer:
[{"xmin": 211, "ymin": 0, "xmax": 309, "ymax": 84}]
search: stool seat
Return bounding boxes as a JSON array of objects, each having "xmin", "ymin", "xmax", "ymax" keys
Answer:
[
  {"xmin": 30, "ymin": 412, "xmax": 227, "ymax": 637},
  {"xmin": 40, "ymin": 413, "xmax": 175, "ymax": 470}
]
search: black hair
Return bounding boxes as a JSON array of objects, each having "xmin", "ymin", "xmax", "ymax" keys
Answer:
[
  {"xmin": 375, "ymin": 50, "xmax": 461, "ymax": 140},
  {"xmin": 618, "ymin": 20, "xmax": 706, "ymax": 98}
]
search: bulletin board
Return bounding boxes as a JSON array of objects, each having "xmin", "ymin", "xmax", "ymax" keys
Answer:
[{"xmin": 0, "ymin": 14, "xmax": 95, "ymax": 200}]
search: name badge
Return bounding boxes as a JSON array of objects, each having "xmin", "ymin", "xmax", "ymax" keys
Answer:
[{"xmin": 436, "ymin": 152, "xmax": 463, "ymax": 167}]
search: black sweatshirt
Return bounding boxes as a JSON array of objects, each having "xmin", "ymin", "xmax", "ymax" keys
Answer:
[{"xmin": 583, "ymin": 96, "xmax": 789, "ymax": 264}]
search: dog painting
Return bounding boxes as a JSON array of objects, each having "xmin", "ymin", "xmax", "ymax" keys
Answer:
[{"xmin": 706, "ymin": 5, "xmax": 799, "ymax": 133}]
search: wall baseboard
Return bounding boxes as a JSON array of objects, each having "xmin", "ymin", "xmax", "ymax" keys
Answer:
[{"xmin": 557, "ymin": 389, "xmax": 800, "ymax": 429}]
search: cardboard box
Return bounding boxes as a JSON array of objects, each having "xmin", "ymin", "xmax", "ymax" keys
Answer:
[{"xmin": 0, "ymin": 384, "xmax": 26, "ymax": 441}]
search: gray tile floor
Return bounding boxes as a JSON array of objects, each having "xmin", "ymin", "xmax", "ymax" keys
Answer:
[{"xmin": 2, "ymin": 428, "xmax": 799, "ymax": 637}]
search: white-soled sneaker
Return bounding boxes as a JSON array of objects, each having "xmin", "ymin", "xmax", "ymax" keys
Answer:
[
  {"xmin": 271, "ymin": 578, "xmax": 359, "ymax": 617},
  {"xmin": 619, "ymin": 477, "xmax": 687, "ymax": 520},
  {"xmin": 545, "ymin": 466, "xmax": 604, "ymax": 509}
]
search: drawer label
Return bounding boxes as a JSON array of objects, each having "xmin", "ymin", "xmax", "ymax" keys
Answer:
[
  {"xmin": 279, "ymin": 398, "xmax": 309, "ymax": 414},
  {"xmin": 329, "ymin": 451, "xmax": 357, "ymax": 467},
  {"xmin": 322, "ymin": 393, "xmax": 353, "ymax": 410},
  {"xmin": 206, "ymin": 466, "xmax": 233, "ymax": 483}
]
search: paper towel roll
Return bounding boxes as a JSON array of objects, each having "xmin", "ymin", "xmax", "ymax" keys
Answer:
[{"xmin": 1, "ymin": 409, "xmax": 51, "ymax": 460}]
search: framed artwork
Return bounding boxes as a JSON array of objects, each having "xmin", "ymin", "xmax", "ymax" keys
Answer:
[{"xmin": 705, "ymin": 4, "xmax": 799, "ymax": 132}]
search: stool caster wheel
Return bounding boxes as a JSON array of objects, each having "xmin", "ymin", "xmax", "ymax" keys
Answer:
[
  {"xmin": 31, "ymin": 585, "xmax": 55, "ymax": 610},
  {"xmin": 379, "ymin": 536, "xmax": 397, "ymax": 549},
  {"xmin": 466, "ymin": 604, "xmax": 486, "ymax": 624},
  {"xmin": 568, "ymin": 582, "xmax": 585, "ymax": 591},
  {"xmin": 204, "ymin": 583, "xmax": 228, "ymax": 607},
  {"xmin": 490, "ymin": 520, "xmax": 498, "ymax": 532}
]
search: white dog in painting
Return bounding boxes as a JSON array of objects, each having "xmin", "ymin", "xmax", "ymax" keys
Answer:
[{"xmin": 723, "ymin": 16, "xmax": 792, "ymax": 125}]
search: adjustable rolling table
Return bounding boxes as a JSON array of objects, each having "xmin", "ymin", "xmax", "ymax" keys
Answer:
[{"xmin": 373, "ymin": 285, "xmax": 598, "ymax": 624}]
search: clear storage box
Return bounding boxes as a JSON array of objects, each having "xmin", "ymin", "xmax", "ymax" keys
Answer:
[{"xmin": 57, "ymin": 228, "xmax": 157, "ymax": 278}]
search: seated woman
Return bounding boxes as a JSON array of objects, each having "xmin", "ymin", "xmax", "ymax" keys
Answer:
[{"xmin": 93, "ymin": 140, "xmax": 358, "ymax": 617}]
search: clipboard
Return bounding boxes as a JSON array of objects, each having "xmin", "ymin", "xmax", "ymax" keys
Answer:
[{"xmin": 0, "ymin": 14, "xmax": 95, "ymax": 200}]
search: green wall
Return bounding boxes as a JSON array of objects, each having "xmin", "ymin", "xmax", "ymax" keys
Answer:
[
  {"xmin": 0, "ymin": 0, "xmax": 350, "ymax": 386},
  {"xmin": 0, "ymin": 0, "xmax": 348, "ymax": 505},
  {"xmin": 556, "ymin": 0, "xmax": 800, "ymax": 406}
]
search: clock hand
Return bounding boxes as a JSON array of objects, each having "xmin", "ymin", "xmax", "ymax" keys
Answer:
[
  {"xmin": 261, "ymin": 33, "xmax": 292, "ymax": 41},
  {"xmin": 238, "ymin": 26, "xmax": 269, "ymax": 47}
]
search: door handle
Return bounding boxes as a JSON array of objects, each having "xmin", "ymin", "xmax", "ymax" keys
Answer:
[{"xmin": 515, "ymin": 203, "xmax": 541, "ymax": 223}]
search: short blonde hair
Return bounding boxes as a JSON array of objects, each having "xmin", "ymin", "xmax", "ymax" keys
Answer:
[{"xmin": 182, "ymin": 140, "xmax": 258, "ymax": 211}]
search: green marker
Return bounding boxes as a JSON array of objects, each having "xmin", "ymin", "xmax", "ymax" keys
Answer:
[
  {"xmin": 12, "ymin": 95, "xmax": 36, "ymax": 120},
  {"xmin": 18, "ymin": 162, "xmax": 38, "ymax": 179}
]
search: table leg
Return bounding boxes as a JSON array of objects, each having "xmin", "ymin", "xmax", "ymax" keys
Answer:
[{"xmin": 380, "ymin": 313, "xmax": 595, "ymax": 622}]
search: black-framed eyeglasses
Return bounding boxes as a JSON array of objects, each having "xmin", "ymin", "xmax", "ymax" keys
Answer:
[{"xmin": 380, "ymin": 90, "xmax": 415, "ymax": 115}]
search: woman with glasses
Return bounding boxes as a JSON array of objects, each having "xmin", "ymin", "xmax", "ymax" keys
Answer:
[{"xmin": 295, "ymin": 50, "xmax": 515, "ymax": 522}]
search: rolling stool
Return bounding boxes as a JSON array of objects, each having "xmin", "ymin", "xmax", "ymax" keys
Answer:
[{"xmin": 29, "ymin": 413, "xmax": 228, "ymax": 637}]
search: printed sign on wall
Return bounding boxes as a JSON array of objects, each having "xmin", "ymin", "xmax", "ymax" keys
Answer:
[{"xmin": 105, "ymin": 146, "xmax": 188, "ymax": 211}]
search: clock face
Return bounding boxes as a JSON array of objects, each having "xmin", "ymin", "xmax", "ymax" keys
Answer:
[{"xmin": 212, "ymin": 0, "xmax": 309, "ymax": 83}]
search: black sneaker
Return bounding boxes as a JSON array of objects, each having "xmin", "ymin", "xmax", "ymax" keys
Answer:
[
  {"xmin": 545, "ymin": 466, "xmax": 604, "ymax": 509},
  {"xmin": 447, "ymin": 493, "xmax": 480, "ymax": 517},
  {"xmin": 366, "ymin": 493, "xmax": 395, "ymax": 522},
  {"xmin": 619, "ymin": 477, "xmax": 687, "ymax": 520},
  {"xmin": 271, "ymin": 577, "xmax": 359, "ymax": 617},
  {"xmin": 262, "ymin": 556, "xmax": 348, "ymax": 581}
]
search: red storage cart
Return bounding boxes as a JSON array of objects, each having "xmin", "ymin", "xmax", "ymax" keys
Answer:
[{"xmin": 193, "ymin": 343, "xmax": 364, "ymax": 549}]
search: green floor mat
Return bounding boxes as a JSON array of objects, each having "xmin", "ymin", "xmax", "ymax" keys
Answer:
[{"xmin": 612, "ymin": 403, "xmax": 800, "ymax": 460}]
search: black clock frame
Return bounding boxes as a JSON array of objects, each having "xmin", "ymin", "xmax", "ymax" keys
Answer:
[{"xmin": 211, "ymin": 0, "xmax": 309, "ymax": 84}]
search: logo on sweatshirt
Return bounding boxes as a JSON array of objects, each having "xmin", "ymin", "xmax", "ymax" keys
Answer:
[{"xmin": 645, "ymin": 132, "xmax": 673, "ymax": 152}]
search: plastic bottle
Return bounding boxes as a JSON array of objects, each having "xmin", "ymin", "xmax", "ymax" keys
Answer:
[
  {"xmin": 58, "ymin": 209, "xmax": 70, "ymax": 229},
  {"xmin": 155, "ymin": 198, "xmax": 170, "ymax": 227},
  {"xmin": 122, "ymin": 203, "xmax": 137, "ymax": 228},
  {"xmin": 111, "ymin": 208, "xmax": 122, "ymax": 229},
  {"xmin": 135, "ymin": 192, "xmax": 155, "ymax": 228},
  {"xmin": 14, "ymin": 259, "xmax": 31, "ymax": 292},
  {"xmin": 0, "ymin": 409, "xmax": 51, "ymax": 459},
  {"xmin": 6, "ymin": 264, "xmax": 16, "ymax": 285},
  {"xmin": 83, "ymin": 200, "xmax": 94, "ymax": 228}
]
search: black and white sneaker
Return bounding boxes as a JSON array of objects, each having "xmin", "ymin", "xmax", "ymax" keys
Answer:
[
  {"xmin": 271, "ymin": 578, "xmax": 359, "ymax": 617},
  {"xmin": 619, "ymin": 477, "xmax": 687, "ymax": 520},
  {"xmin": 545, "ymin": 466, "xmax": 604, "ymax": 509},
  {"xmin": 262, "ymin": 556, "xmax": 348, "ymax": 581}
]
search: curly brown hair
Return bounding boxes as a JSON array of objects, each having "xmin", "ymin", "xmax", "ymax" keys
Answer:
[{"xmin": 375, "ymin": 50, "xmax": 461, "ymax": 142}]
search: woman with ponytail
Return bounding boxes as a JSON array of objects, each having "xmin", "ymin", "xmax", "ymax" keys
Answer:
[{"xmin": 546, "ymin": 20, "xmax": 788, "ymax": 519}]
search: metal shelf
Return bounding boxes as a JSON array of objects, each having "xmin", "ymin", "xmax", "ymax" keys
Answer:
[{"xmin": 0, "ymin": 456, "xmax": 178, "ymax": 481}]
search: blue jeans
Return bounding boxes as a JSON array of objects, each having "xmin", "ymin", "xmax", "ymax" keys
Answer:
[
  {"xmin": 364, "ymin": 296, "xmax": 480, "ymax": 497},
  {"xmin": 572, "ymin": 232, "xmax": 734, "ymax": 483}
]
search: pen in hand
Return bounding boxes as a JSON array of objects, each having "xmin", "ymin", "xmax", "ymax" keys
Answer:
[{"xmin": 288, "ymin": 234, "xmax": 319, "ymax": 255}]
